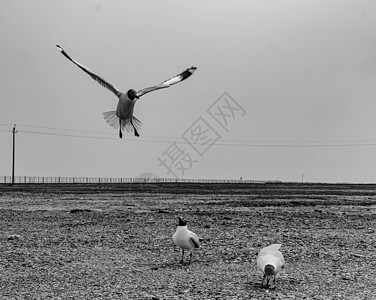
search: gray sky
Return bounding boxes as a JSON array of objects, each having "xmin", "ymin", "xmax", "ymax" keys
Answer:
[{"xmin": 1, "ymin": 0, "xmax": 376, "ymax": 183}]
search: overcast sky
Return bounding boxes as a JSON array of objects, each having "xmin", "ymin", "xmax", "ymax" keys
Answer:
[{"xmin": 1, "ymin": 0, "xmax": 376, "ymax": 183}]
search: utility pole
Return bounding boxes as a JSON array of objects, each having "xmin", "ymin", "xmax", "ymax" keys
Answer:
[
  {"xmin": 301, "ymin": 173, "xmax": 304, "ymax": 184},
  {"xmin": 11, "ymin": 124, "xmax": 17, "ymax": 185}
]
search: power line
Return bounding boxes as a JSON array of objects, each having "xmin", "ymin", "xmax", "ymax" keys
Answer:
[
  {"xmin": 19, "ymin": 130, "xmax": 194, "ymax": 144},
  {"xmin": 20, "ymin": 130, "xmax": 174, "ymax": 143},
  {"xmin": 220, "ymin": 138, "xmax": 376, "ymax": 143},
  {"xmin": 15, "ymin": 123, "xmax": 376, "ymax": 144},
  {"xmin": 17, "ymin": 124, "xmax": 180, "ymax": 140},
  {"xmin": 17, "ymin": 124, "xmax": 112, "ymax": 135},
  {"xmin": 19, "ymin": 130, "xmax": 117, "ymax": 141},
  {"xmin": 3, "ymin": 123, "xmax": 376, "ymax": 147},
  {"xmin": 18, "ymin": 129, "xmax": 376, "ymax": 147}
]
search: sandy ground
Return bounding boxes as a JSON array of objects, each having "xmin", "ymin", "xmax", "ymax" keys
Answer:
[{"xmin": 0, "ymin": 183, "xmax": 376, "ymax": 299}]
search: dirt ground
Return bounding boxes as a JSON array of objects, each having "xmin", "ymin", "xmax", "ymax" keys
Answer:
[{"xmin": 0, "ymin": 183, "xmax": 376, "ymax": 299}]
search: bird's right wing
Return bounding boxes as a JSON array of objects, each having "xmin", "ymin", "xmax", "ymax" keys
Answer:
[{"xmin": 56, "ymin": 45, "xmax": 122, "ymax": 97}]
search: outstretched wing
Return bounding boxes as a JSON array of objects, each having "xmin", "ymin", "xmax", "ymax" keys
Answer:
[
  {"xmin": 56, "ymin": 45, "xmax": 122, "ymax": 97},
  {"xmin": 136, "ymin": 66, "xmax": 197, "ymax": 98}
]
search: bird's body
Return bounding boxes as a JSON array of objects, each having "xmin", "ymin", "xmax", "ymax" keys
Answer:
[
  {"xmin": 56, "ymin": 45, "xmax": 197, "ymax": 138},
  {"xmin": 102, "ymin": 91, "xmax": 141, "ymax": 138},
  {"xmin": 117, "ymin": 93, "xmax": 136, "ymax": 119},
  {"xmin": 173, "ymin": 226, "xmax": 200, "ymax": 250},
  {"xmin": 256, "ymin": 244, "xmax": 285, "ymax": 288},
  {"xmin": 172, "ymin": 217, "xmax": 201, "ymax": 264}
]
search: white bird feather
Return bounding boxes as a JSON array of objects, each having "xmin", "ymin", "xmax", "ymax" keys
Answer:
[{"xmin": 256, "ymin": 244, "xmax": 285, "ymax": 288}]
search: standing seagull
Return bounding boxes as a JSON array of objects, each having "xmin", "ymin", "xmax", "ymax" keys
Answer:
[
  {"xmin": 56, "ymin": 45, "xmax": 197, "ymax": 138},
  {"xmin": 172, "ymin": 217, "xmax": 201, "ymax": 264},
  {"xmin": 256, "ymin": 244, "xmax": 285, "ymax": 288}
]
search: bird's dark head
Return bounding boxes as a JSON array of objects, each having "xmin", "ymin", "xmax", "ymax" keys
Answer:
[
  {"xmin": 264, "ymin": 264, "xmax": 275, "ymax": 277},
  {"xmin": 263, "ymin": 264, "xmax": 275, "ymax": 288},
  {"xmin": 178, "ymin": 217, "xmax": 187, "ymax": 226},
  {"xmin": 127, "ymin": 89, "xmax": 139, "ymax": 100}
]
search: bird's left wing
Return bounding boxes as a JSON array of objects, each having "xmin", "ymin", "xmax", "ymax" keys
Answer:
[
  {"xmin": 56, "ymin": 45, "xmax": 122, "ymax": 97},
  {"xmin": 136, "ymin": 66, "xmax": 197, "ymax": 98}
]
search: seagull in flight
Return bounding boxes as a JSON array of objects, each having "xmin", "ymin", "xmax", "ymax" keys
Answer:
[
  {"xmin": 56, "ymin": 45, "xmax": 197, "ymax": 138},
  {"xmin": 256, "ymin": 244, "xmax": 285, "ymax": 288},
  {"xmin": 172, "ymin": 217, "xmax": 202, "ymax": 264}
]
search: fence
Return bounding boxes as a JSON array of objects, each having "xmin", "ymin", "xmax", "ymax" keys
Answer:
[{"xmin": 0, "ymin": 176, "xmax": 267, "ymax": 185}]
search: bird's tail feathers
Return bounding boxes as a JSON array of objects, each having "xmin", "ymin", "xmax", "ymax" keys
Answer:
[
  {"xmin": 103, "ymin": 112, "xmax": 142, "ymax": 134},
  {"xmin": 103, "ymin": 111, "xmax": 119, "ymax": 129},
  {"xmin": 268, "ymin": 244, "xmax": 282, "ymax": 250}
]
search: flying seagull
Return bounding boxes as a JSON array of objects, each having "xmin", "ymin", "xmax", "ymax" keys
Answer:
[
  {"xmin": 56, "ymin": 45, "xmax": 197, "ymax": 138},
  {"xmin": 256, "ymin": 244, "xmax": 285, "ymax": 288},
  {"xmin": 172, "ymin": 217, "xmax": 202, "ymax": 264}
]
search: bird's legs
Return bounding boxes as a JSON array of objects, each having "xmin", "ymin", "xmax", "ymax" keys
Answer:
[
  {"xmin": 261, "ymin": 274, "xmax": 272, "ymax": 289},
  {"xmin": 266, "ymin": 277, "xmax": 270, "ymax": 289},
  {"xmin": 130, "ymin": 119, "xmax": 140, "ymax": 137},
  {"xmin": 188, "ymin": 251, "xmax": 193, "ymax": 264},
  {"xmin": 261, "ymin": 274, "xmax": 266, "ymax": 287},
  {"xmin": 180, "ymin": 249, "xmax": 185, "ymax": 264},
  {"xmin": 119, "ymin": 120, "xmax": 123, "ymax": 139},
  {"xmin": 261, "ymin": 276, "xmax": 277, "ymax": 289}
]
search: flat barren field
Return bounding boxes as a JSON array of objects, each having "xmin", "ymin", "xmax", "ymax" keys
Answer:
[{"xmin": 1, "ymin": 183, "xmax": 376, "ymax": 299}]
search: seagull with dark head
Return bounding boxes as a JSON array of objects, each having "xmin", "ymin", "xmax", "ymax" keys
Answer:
[
  {"xmin": 172, "ymin": 217, "xmax": 202, "ymax": 264},
  {"xmin": 256, "ymin": 244, "xmax": 285, "ymax": 289},
  {"xmin": 56, "ymin": 45, "xmax": 197, "ymax": 139}
]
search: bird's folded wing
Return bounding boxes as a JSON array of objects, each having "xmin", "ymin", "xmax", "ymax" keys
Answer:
[
  {"xmin": 56, "ymin": 45, "xmax": 122, "ymax": 97},
  {"xmin": 136, "ymin": 66, "xmax": 197, "ymax": 98},
  {"xmin": 189, "ymin": 236, "xmax": 200, "ymax": 248}
]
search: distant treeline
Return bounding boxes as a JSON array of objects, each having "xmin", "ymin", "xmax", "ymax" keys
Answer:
[{"xmin": 0, "ymin": 176, "xmax": 269, "ymax": 185}]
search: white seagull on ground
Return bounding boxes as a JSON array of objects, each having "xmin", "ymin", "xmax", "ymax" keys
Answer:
[
  {"xmin": 56, "ymin": 45, "xmax": 197, "ymax": 139},
  {"xmin": 172, "ymin": 217, "xmax": 201, "ymax": 264},
  {"xmin": 256, "ymin": 243, "xmax": 285, "ymax": 288}
]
